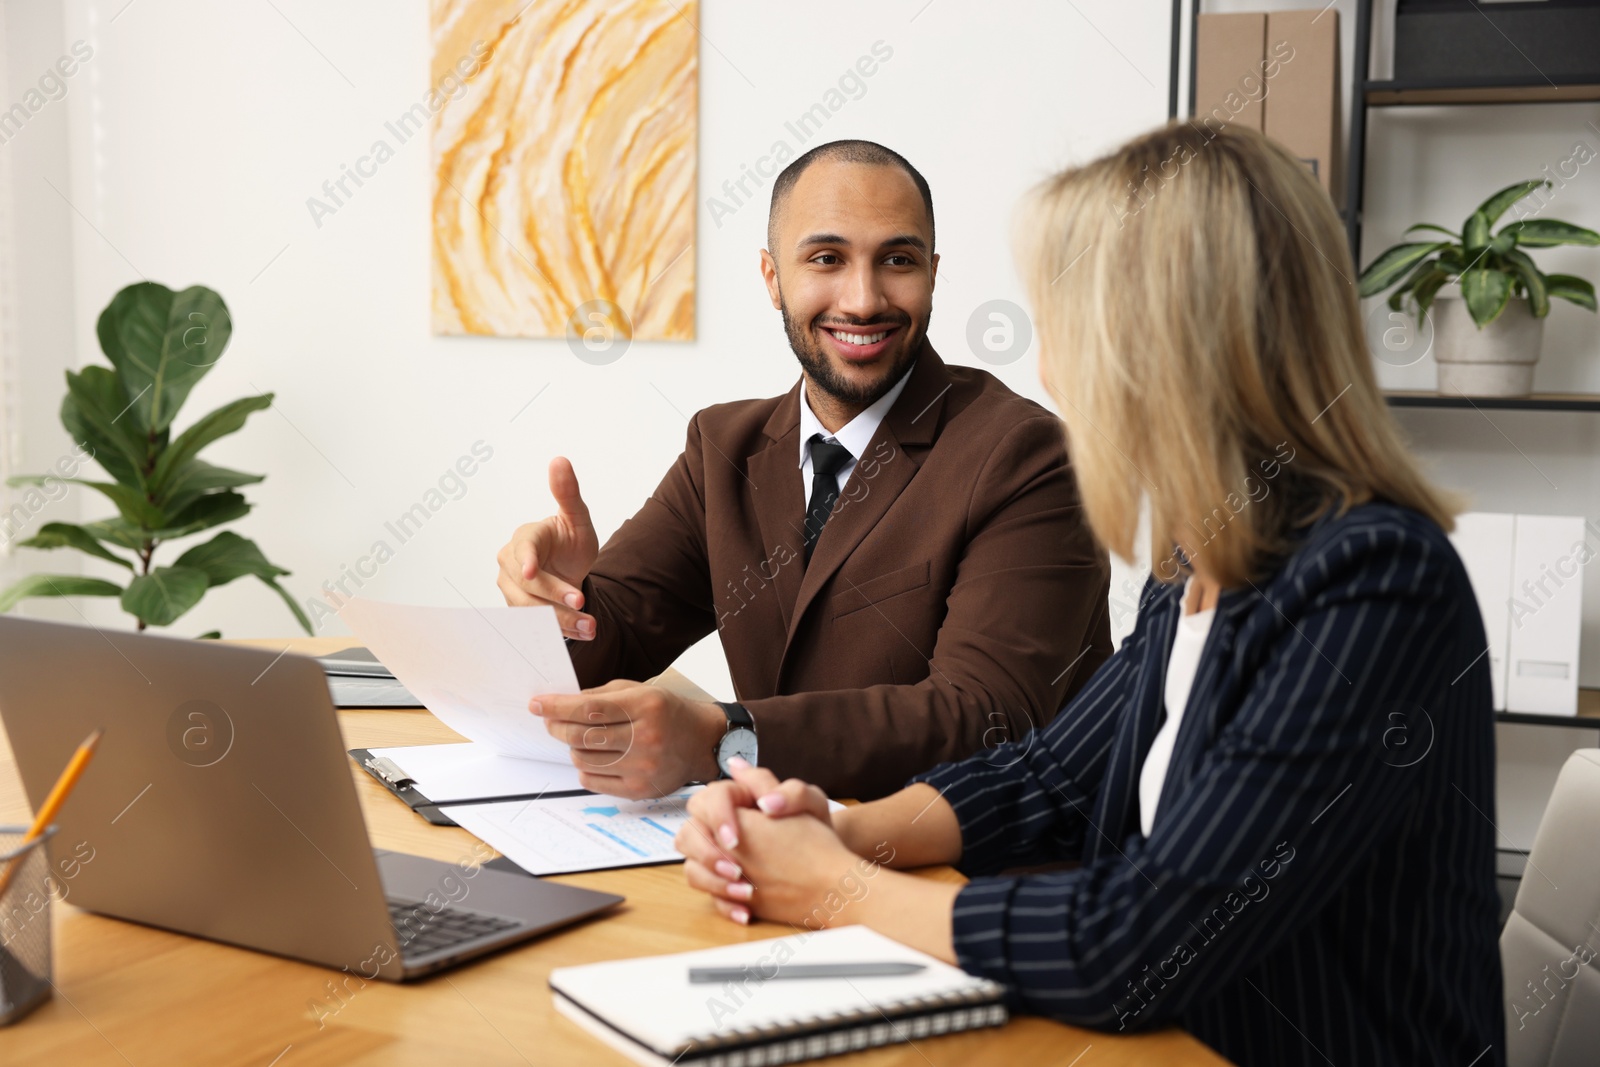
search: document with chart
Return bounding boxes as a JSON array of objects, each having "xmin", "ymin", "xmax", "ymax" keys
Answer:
[{"xmin": 440, "ymin": 788, "xmax": 705, "ymax": 875}]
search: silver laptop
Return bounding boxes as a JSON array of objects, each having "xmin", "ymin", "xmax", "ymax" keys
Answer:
[{"xmin": 0, "ymin": 616, "xmax": 621, "ymax": 980}]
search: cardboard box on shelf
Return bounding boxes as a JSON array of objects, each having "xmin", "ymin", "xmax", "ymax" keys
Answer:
[
  {"xmin": 1193, "ymin": 10, "xmax": 1342, "ymax": 204},
  {"xmin": 1263, "ymin": 9, "xmax": 1342, "ymax": 202},
  {"xmin": 1195, "ymin": 13, "xmax": 1267, "ymax": 133}
]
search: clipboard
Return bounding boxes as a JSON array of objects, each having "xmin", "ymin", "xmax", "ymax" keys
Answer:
[
  {"xmin": 348, "ymin": 748, "xmax": 591, "ymax": 827},
  {"xmin": 342, "ymin": 669, "xmax": 719, "ymax": 827}
]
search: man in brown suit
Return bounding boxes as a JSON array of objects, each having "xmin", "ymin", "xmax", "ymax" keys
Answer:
[{"xmin": 496, "ymin": 141, "xmax": 1110, "ymax": 800}]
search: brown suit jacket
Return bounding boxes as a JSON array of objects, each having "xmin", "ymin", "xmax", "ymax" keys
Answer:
[{"xmin": 571, "ymin": 343, "xmax": 1112, "ymax": 798}]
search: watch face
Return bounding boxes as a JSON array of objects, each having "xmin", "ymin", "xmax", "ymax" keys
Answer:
[{"xmin": 717, "ymin": 727, "xmax": 758, "ymax": 772}]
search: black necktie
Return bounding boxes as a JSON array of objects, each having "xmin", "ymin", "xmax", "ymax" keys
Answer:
[{"xmin": 803, "ymin": 434, "xmax": 853, "ymax": 563}]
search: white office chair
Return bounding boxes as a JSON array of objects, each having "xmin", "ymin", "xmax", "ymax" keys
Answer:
[{"xmin": 1500, "ymin": 748, "xmax": 1600, "ymax": 1066}]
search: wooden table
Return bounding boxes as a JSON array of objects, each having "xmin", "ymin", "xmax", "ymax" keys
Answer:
[{"xmin": 0, "ymin": 637, "xmax": 1228, "ymax": 1066}]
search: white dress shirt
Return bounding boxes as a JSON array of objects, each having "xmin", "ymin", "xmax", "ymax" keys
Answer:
[
  {"xmin": 796, "ymin": 367, "xmax": 914, "ymax": 504},
  {"xmin": 1139, "ymin": 583, "xmax": 1216, "ymax": 837}
]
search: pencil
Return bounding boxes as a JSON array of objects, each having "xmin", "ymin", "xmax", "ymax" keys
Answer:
[{"xmin": 0, "ymin": 728, "xmax": 103, "ymax": 899}]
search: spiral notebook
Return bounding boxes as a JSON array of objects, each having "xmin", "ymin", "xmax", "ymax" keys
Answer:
[{"xmin": 550, "ymin": 926, "xmax": 1007, "ymax": 1066}]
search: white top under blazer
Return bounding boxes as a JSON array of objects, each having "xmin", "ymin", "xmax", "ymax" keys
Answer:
[{"xmin": 1139, "ymin": 589, "xmax": 1216, "ymax": 837}]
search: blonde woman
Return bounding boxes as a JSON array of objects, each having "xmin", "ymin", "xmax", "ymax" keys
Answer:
[{"xmin": 675, "ymin": 122, "xmax": 1504, "ymax": 1067}]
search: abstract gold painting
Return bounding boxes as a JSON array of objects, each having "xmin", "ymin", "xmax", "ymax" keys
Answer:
[{"xmin": 431, "ymin": 0, "xmax": 698, "ymax": 340}]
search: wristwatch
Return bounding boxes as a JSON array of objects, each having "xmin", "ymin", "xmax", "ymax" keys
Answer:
[{"xmin": 713, "ymin": 701, "xmax": 758, "ymax": 778}]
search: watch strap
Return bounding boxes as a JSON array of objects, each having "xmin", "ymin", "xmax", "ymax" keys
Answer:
[
  {"xmin": 713, "ymin": 701, "xmax": 755, "ymax": 779},
  {"xmin": 716, "ymin": 701, "xmax": 754, "ymax": 730}
]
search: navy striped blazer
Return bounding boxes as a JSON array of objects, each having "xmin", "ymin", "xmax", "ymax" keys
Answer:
[{"xmin": 912, "ymin": 502, "xmax": 1505, "ymax": 1066}]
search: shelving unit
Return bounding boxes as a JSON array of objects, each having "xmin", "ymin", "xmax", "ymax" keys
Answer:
[
  {"xmin": 1168, "ymin": 0, "xmax": 1600, "ymax": 270},
  {"xmin": 1496, "ymin": 688, "xmax": 1600, "ymax": 731},
  {"xmin": 1170, "ymin": 0, "xmax": 1600, "ymax": 407},
  {"xmin": 1384, "ymin": 390, "xmax": 1600, "ymax": 413},
  {"xmin": 1366, "ymin": 77, "xmax": 1600, "ymax": 108}
]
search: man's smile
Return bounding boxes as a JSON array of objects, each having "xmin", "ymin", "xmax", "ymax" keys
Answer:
[{"xmin": 818, "ymin": 323, "xmax": 902, "ymax": 362}]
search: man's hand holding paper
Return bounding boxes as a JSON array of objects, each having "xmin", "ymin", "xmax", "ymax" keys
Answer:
[{"xmin": 531, "ymin": 679, "xmax": 727, "ymax": 799}]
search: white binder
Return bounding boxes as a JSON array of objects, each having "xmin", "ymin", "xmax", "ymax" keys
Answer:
[
  {"xmin": 1506, "ymin": 514, "xmax": 1585, "ymax": 716},
  {"xmin": 1450, "ymin": 512, "xmax": 1516, "ymax": 711}
]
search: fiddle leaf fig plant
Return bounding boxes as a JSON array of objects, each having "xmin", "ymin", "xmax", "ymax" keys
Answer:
[
  {"xmin": 0, "ymin": 281, "xmax": 311, "ymax": 635},
  {"xmin": 1358, "ymin": 178, "xmax": 1599, "ymax": 327}
]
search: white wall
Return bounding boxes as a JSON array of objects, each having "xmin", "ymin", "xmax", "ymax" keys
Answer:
[
  {"xmin": 1, "ymin": 0, "xmax": 1171, "ymax": 699},
  {"xmin": 0, "ymin": 0, "xmax": 83, "ymax": 606}
]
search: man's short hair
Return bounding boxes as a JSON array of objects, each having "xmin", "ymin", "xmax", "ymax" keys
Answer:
[{"xmin": 767, "ymin": 140, "xmax": 935, "ymax": 254}]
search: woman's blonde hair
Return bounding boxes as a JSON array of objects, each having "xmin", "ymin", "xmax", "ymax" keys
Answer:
[{"xmin": 1019, "ymin": 121, "xmax": 1456, "ymax": 586}]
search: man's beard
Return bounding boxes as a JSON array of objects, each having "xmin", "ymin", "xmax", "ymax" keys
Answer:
[{"xmin": 780, "ymin": 299, "xmax": 926, "ymax": 409}]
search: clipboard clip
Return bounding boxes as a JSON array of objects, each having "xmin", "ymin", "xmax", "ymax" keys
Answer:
[{"xmin": 365, "ymin": 756, "xmax": 415, "ymax": 789}]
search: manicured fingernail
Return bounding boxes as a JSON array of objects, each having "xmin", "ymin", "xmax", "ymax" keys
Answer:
[
  {"xmin": 718, "ymin": 824, "xmax": 739, "ymax": 850},
  {"xmin": 727, "ymin": 882, "xmax": 753, "ymax": 901},
  {"xmin": 715, "ymin": 860, "xmax": 742, "ymax": 881},
  {"xmin": 564, "ymin": 592, "xmax": 582, "ymax": 609},
  {"xmin": 728, "ymin": 756, "xmax": 750, "ymax": 771},
  {"xmin": 529, "ymin": 700, "xmax": 543, "ymax": 715},
  {"xmin": 730, "ymin": 906, "xmax": 750, "ymax": 925},
  {"xmin": 577, "ymin": 618, "xmax": 594, "ymax": 635},
  {"xmin": 755, "ymin": 792, "xmax": 786, "ymax": 815}
]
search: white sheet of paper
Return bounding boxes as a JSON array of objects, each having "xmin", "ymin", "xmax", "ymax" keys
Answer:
[
  {"xmin": 336, "ymin": 598, "xmax": 578, "ymax": 762},
  {"xmin": 442, "ymin": 789, "xmax": 705, "ymax": 875},
  {"xmin": 366, "ymin": 742, "xmax": 585, "ymax": 803}
]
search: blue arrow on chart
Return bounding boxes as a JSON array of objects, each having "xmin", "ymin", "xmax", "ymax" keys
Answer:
[{"xmin": 582, "ymin": 805, "xmax": 621, "ymax": 818}]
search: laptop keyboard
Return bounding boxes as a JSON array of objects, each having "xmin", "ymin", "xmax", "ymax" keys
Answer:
[{"xmin": 387, "ymin": 897, "xmax": 522, "ymax": 957}]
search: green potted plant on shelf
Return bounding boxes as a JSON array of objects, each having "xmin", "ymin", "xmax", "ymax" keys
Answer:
[
  {"xmin": 0, "ymin": 281, "xmax": 311, "ymax": 636},
  {"xmin": 1358, "ymin": 178, "xmax": 1598, "ymax": 397}
]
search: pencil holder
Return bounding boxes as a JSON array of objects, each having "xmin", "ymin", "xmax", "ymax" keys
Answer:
[{"xmin": 0, "ymin": 825, "xmax": 56, "ymax": 1025}]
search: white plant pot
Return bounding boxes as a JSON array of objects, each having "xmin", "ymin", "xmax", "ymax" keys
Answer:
[{"xmin": 1431, "ymin": 294, "xmax": 1544, "ymax": 398}]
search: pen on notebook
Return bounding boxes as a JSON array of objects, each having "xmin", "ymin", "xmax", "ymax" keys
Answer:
[
  {"xmin": 0, "ymin": 728, "xmax": 103, "ymax": 898},
  {"xmin": 688, "ymin": 962, "xmax": 927, "ymax": 984}
]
